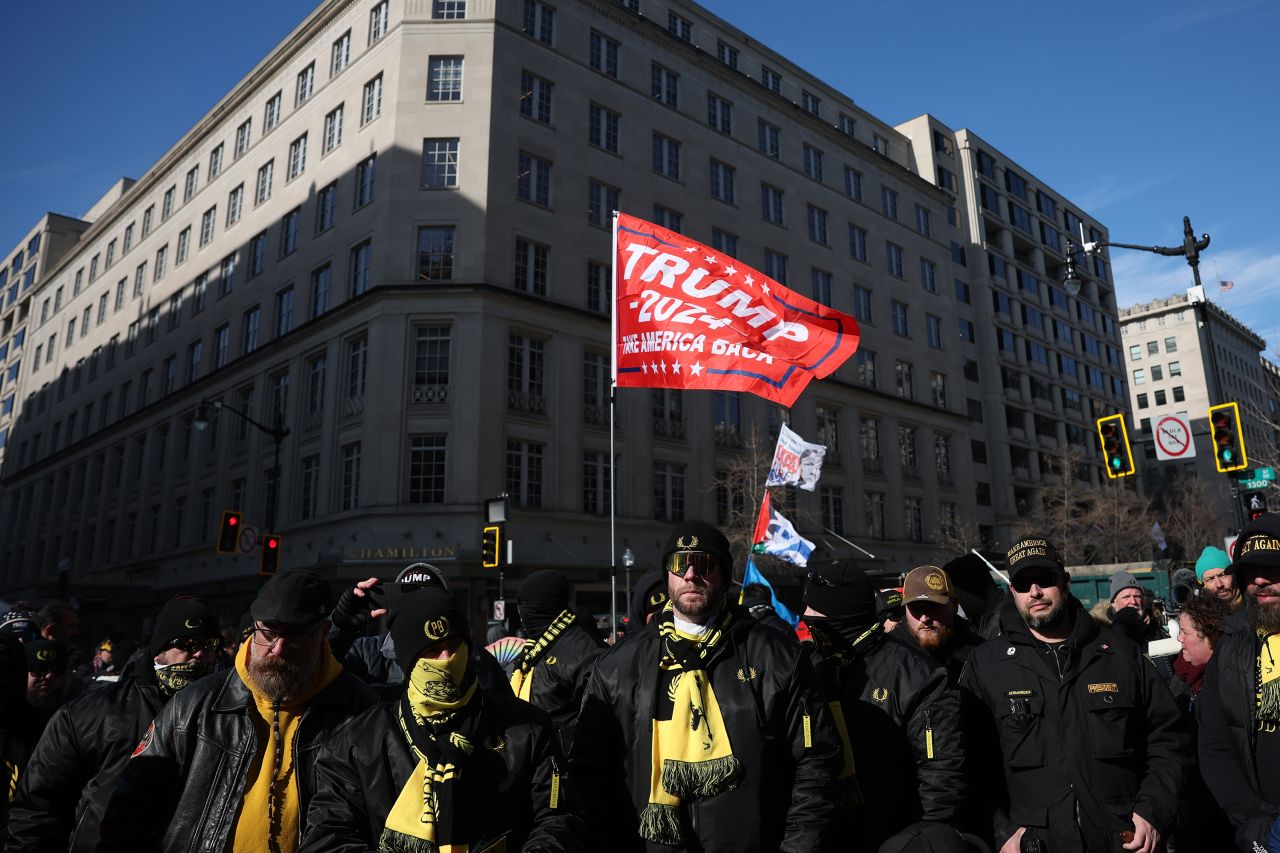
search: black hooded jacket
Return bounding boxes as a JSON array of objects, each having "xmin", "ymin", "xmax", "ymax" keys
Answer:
[
  {"xmin": 808, "ymin": 626, "xmax": 967, "ymax": 851},
  {"xmin": 1196, "ymin": 607, "xmax": 1280, "ymax": 851},
  {"xmin": 298, "ymin": 683, "xmax": 582, "ymax": 852},
  {"xmin": 516, "ymin": 620, "xmax": 605, "ymax": 752},
  {"xmin": 5, "ymin": 653, "xmax": 169, "ymax": 852},
  {"xmin": 959, "ymin": 596, "xmax": 1185, "ymax": 851},
  {"xmin": 568, "ymin": 606, "xmax": 840, "ymax": 852},
  {"xmin": 0, "ymin": 634, "xmax": 41, "ymax": 837}
]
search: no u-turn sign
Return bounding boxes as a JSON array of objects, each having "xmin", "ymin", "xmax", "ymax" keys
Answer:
[{"xmin": 1154, "ymin": 413, "xmax": 1197, "ymax": 462}]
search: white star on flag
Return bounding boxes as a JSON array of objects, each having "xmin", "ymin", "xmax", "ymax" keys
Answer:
[
  {"xmin": 762, "ymin": 283, "xmax": 770, "ymax": 294},
  {"xmin": 690, "ymin": 362, "xmax": 704, "ymax": 376},
  {"xmin": 641, "ymin": 362, "xmax": 648, "ymax": 374},
  {"xmin": 744, "ymin": 275, "xmax": 754, "ymax": 287},
  {"xmin": 650, "ymin": 361, "xmax": 659, "ymax": 374},
  {"xmin": 724, "ymin": 266, "xmax": 737, "ymax": 277},
  {"xmin": 660, "ymin": 361, "xmax": 668, "ymax": 375},
  {"xmin": 683, "ymin": 247, "xmax": 697, "ymax": 253},
  {"xmin": 672, "ymin": 360, "xmax": 682, "ymax": 374},
  {"xmin": 704, "ymin": 255, "xmax": 716, "ymax": 265}
]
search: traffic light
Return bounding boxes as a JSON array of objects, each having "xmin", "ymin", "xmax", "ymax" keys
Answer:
[
  {"xmin": 216, "ymin": 511, "xmax": 243, "ymax": 554},
  {"xmin": 1209, "ymin": 402, "xmax": 1248, "ymax": 473},
  {"xmin": 481, "ymin": 524, "xmax": 503, "ymax": 569},
  {"xmin": 1095, "ymin": 414, "xmax": 1135, "ymax": 479},
  {"xmin": 259, "ymin": 534, "xmax": 282, "ymax": 576},
  {"xmin": 1245, "ymin": 491, "xmax": 1268, "ymax": 522}
]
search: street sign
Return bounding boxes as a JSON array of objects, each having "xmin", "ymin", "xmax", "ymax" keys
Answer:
[
  {"xmin": 1248, "ymin": 467, "xmax": 1276, "ymax": 481},
  {"xmin": 493, "ymin": 600, "xmax": 506, "ymax": 620},
  {"xmin": 1245, "ymin": 491, "xmax": 1269, "ymax": 522},
  {"xmin": 238, "ymin": 525, "xmax": 260, "ymax": 555},
  {"xmin": 1241, "ymin": 478, "xmax": 1275, "ymax": 491},
  {"xmin": 1153, "ymin": 413, "xmax": 1196, "ymax": 462}
]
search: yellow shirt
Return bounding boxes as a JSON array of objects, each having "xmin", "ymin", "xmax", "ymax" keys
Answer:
[{"xmin": 231, "ymin": 639, "xmax": 342, "ymax": 853}]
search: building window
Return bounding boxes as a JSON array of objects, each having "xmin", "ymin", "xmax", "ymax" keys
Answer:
[
  {"xmin": 213, "ymin": 325, "xmax": 229, "ymax": 368},
  {"xmin": 930, "ymin": 370, "xmax": 947, "ymax": 406},
  {"xmin": 363, "ymin": 73, "xmax": 385, "ymax": 122},
  {"xmin": 1164, "ymin": 336, "xmax": 1178, "ymax": 353},
  {"xmin": 652, "ymin": 133, "xmax": 681, "ymax": 179},
  {"xmin": 305, "ymin": 353, "xmax": 327, "ymax": 415},
  {"xmin": 508, "ymin": 334, "xmax": 545, "ymax": 413},
  {"xmin": 763, "ymin": 250, "xmax": 787, "ymax": 284},
  {"xmin": 899, "ymin": 425, "xmax": 918, "ymax": 477},
  {"xmin": 349, "ymin": 240, "xmax": 372, "ymax": 296},
  {"xmin": 413, "ymin": 326, "xmax": 451, "ymax": 399},
  {"xmin": 506, "ymin": 440, "xmax": 544, "ymax": 508},
  {"xmin": 711, "ymin": 229, "xmax": 737, "ymax": 257},
  {"xmin": 927, "ymin": 315, "xmax": 943, "ymax": 349},
  {"xmin": 806, "ymin": 205, "xmax": 828, "ymax": 244},
  {"xmin": 241, "ymin": 306, "xmax": 260, "ymax": 354},
  {"xmin": 838, "ymin": 113, "xmax": 856, "ymax": 137},
  {"xmin": 588, "ymin": 103, "xmax": 619, "ymax": 153},
  {"xmin": 287, "ymin": 133, "xmax": 308, "ymax": 180},
  {"xmin": 586, "ymin": 260, "xmax": 609, "ymax": 313},
  {"xmin": 408, "ymin": 435, "xmax": 447, "ymax": 503},
  {"xmin": 517, "ymin": 151, "xmax": 552, "ymax": 206},
  {"xmin": 852, "ymin": 285, "xmax": 872, "ymax": 323},
  {"xmin": 881, "ymin": 187, "xmax": 898, "ymax": 220},
  {"xmin": 583, "ymin": 452, "xmax": 612, "ymax": 515},
  {"xmin": 331, "ymin": 30, "xmax": 351, "ymax": 75},
  {"xmin": 235, "ymin": 119, "xmax": 252, "ymax": 158},
  {"xmin": 369, "ymin": 1, "xmax": 389, "ymax": 43},
  {"xmin": 226, "ymin": 185, "xmax": 244, "ymax": 226},
  {"xmin": 761, "ymin": 183, "xmax": 784, "ymax": 224},
  {"xmin": 856, "ymin": 349, "xmax": 877, "ymax": 388},
  {"xmin": 653, "ymin": 461, "xmax": 685, "ymax": 521},
  {"xmin": 864, "ymin": 491, "xmax": 885, "ymax": 539},
  {"xmin": 1133, "ymin": 368, "xmax": 1146, "ymax": 384},
  {"xmin": 821, "ymin": 486, "xmax": 844, "ymax": 534},
  {"xmin": 757, "ymin": 119, "xmax": 780, "ymax": 158},
  {"xmin": 340, "ymin": 442, "xmax": 362, "ymax": 510},
  {"xmin": 886, "ymin": 242, "xmax": 904, "ymax": 278},
  {"xmin": 652, "ymin": 205, "xmax": 682, "ymax": 233},
  {"xmin": 896, "ymin": 360, "xmax": 914, "ymax": 398},
  {"xmin": 651, "ymin": 62, "xmax": 679, "ymax": 107},
  {"xmin": 186, "ymin": 340, "xmax": 203, "ymax": 384},
  {"xmin": 1172, "ymin": 385, "xmax": 1185, "ymax": 402},
  {"xmin": 803, "ymin": 144, "xmax": 824, "ymax": 182},
  {"xmin": 891, "ymin": 300, "xmax": 910, "ymax": 337},
  {"xmin": 523, "ymin": 0, "xmax": 555, "ymax": 43},
  {"xmin": 310, "ymin": 264, "xmax": 332, "ymax": 317},
  {"xmin": 274, "ymin": 287, "xmax": 294, "ymax": 337},
  {"xmin": 514, "ymin": 238, "xmax": 549, "ymax": 295},
  {"xmin": 417, "ymin": 226, "xmax": 455, "ymax": 280},
  {"xmin": 519, "ymin": 71, "xmax": 554, "ymax": 123},
  {"xmin": 323, "ymin": 105, "xmax": 344, "ymax": 154},
  {"xmin": 716, "ymin": 39, "xmax": 738, "ymax": 68},
  {"xmin": 904, "ymin": 497, "xmax": 924, "ymax": 543},
  {"xmin": 200, "ymin": 206, "xmax": 217, "ymax": 246},
  {"xmin": 346, "ymin": 334, "xmax": 369, "ymax": 404},
  {"xmin": 432, "ymin": 0, "xmax": 466, "ymax": 18},
  {"xmin": 295, "ymin": 62, "xmax": 315, "ymax": 106},
  {"xmin": 584, "ymin": 351, "xmax": 609, "ymax": 420},
  {"xmin": 589, "ymin": 30, "xmax": 619, "ymax": 76},
  {"xmin": 184, "ymin": 168, "xmax": 199, "ymax": 203},
  {"xmin": 248, "ymin": 231, "xmax": 268, "ymax": 277},
  {"xmin": 299, "ymin": 456, "xmax": 320, "ymax": 520},
  {"xmin": 264, "ymin": 91, "xmax": 282, "ymax": 132},
  {"xmin": 849, "ymin": 225, "xmax": 867, "ymax": 262},
  {"xmin": 280, "ymin": 207, "xmax": 300, "ymax": 256},
  {"xmin": 588, "ymin": 179, "xmax": 619, "ymax": 228},
  {"xmin": 707, "ymin": 92, "xmax": 732, "ymax": 134},
  {"xmin": 761, "ymin": 65, "xmax": 781, "ymax": 93},
  {"xmin": 421, "ymin": 138, "xmax": 460, "ymax": 188}
]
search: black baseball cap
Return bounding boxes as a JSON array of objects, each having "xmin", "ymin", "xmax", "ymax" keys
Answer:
[
  {"xmin": 251, "ymin": 571, "xmax": 333, "ymax": 625},
  {"xmin": 1006, "ymin": 535, "xmax": 1064, "ymax": 583},
  {"xmin": 151, "ymin": 595, "xmax": 220, "ymax": 650},
  {"xmin": 395, "ymin": 562, "xmax": 450, "ymax": 592}
]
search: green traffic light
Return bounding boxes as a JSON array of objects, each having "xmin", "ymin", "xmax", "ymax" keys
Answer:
[
  {"xmin": 1111, "ymin": 458, "xmax": 1122, "ymax": 470},
  {"xmin": 1223, "ymin": 449, "xmax": 1235, "ymax": 462}
]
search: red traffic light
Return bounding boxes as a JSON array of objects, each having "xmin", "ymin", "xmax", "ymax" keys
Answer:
[
  {"xmin": 228, "ymin": 516, "xmax": 239, "ymax": 526},
  {"xmin": 266, "ymin": 537, "xmax": 278, "ymax": 549},
  {"xmin": 259, "ymin": 533, "xmax": 283, "ymax": 576}
]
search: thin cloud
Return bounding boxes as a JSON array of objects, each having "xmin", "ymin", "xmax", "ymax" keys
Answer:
[
  {"xmin": 1149, "ymin": 0, "xmax": 1274, "ymax": 36},
  {"xmin": 1074, "ymin": 172, "xmax": 1179, "ymax": 215}
]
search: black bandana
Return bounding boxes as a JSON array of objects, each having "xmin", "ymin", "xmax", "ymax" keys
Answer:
[{"xmin": 154, "ymin": 659, "xmax": 214, "ymax": 698}]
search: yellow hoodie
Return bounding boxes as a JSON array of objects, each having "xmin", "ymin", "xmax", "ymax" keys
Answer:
[{"xmin": 231, "ymin": 639, "xmax": 342, "ymax": 853}]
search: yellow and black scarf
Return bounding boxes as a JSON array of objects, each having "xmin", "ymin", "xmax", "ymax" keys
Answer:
[
  {"xmin": 1258, "ymin": 632, "xmax": 1280, "ymax": 726},
  {"xmin": 509, "ymin": 609, "xmax": 576, "ymax": 702},
  {"xmin": 380, "ymin": 643, "xmax": 480, "ymax": 853},
  {"xmin": 640, "ymin": 603, "xmax": 742, "ymax": 845}
]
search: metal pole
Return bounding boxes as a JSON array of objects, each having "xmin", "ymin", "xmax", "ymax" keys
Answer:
[{"xmin": 268, "ymin": 425, "xmax": 282, "ymax": 533}]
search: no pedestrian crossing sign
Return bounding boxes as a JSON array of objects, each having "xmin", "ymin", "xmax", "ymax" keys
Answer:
[{"xmin": 1153, "ymin": 413, "xmax": 1196, "ymax": 462}]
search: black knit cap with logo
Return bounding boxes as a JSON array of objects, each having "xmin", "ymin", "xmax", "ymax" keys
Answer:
[
  {"xmin": 662, "ymin": 520, "xmax": 733, "ymax": 571},
  {"xmin": 804, "ymin": 559, "xmax": 878, "ymax": 623},
  {"xmin": 1005, "ymin": 535, "xmax": 1065, "ymax": 583},
  {"xmin": 1233, "ymin": 512, "xmax": 1280, "ymax": 574},
  {"xmin": 251, "ymin": 570, "xmax": 333, "ymax": 626},
  {"xmin": 150, "ymin": 595, "xmax": 221, "ymax": 650},
  {"xmin": 25, "ymin": 639, "xmax": 69, "ymax": 676},
  {"xmin": 390, "ymin": 587, "xmax": 471, "ymax": 673}
]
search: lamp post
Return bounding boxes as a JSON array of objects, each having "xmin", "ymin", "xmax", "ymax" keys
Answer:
[
  {"xmin": 622, "ymin": 547, "xmax": 636, "ymax": 619},
  {"xmin": 193, "ymin": 399, "xmax": 290, "ymax": 533}
]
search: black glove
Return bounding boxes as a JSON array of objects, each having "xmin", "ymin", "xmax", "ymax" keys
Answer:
[{"xmin": 331, "ymin": 586, "xmax": 381, "ymax": 633}]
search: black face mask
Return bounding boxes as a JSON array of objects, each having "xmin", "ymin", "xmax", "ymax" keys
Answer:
[
  {"xmin": 805, "ymin": 614, "xmax": 880, "ymax": 654},
  {"xmin": 154, "ymin": 659, "xmax": 214, "ymax": 698}
]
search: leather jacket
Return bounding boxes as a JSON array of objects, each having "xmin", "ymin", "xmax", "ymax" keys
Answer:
[{"xmin": 96, "ymin": 665, "xmax": 377, "ymax": 852}]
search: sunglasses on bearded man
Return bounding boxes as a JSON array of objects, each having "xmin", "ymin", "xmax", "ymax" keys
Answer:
[{"xmin": 665, "ymin": 551, "xmax": 724, "ymax": 577}]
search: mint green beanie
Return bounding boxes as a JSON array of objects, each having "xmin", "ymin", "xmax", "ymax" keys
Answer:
[{"xmin": 1195, "ymin": 546, "xmax": 1230, "ymax": 582}]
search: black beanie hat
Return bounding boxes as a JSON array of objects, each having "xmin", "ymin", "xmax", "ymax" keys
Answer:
[
  {"xmin": 662, "ymin": 520, "xmax": 732, "ymax": 570},
  {"xmin": 630, "ymin": 569, "xmax": 668, "ymax": 627},
  {"xmin": 251, "ymin": 571, "xmax": 333, "ymax": 625},
  {"xmin": 1233, "ymin": 513, "xmax": 1280, "ymax": 574},
  {"xmin": 804, "ymin": 560, "xmax": 877, "ymax": 623},
  {"xmin": 390, "ymin": 587, "xmax": 470, "ymax": 674},
  {"xmin": 25, "ymin": 639, "xmax": 69, "ymax": 676},
  {"xmin": 517, "ymin": 570, "xmax": 571, "ymax": 635},
  {"xmin": 151, "ymin": 595, "xmax": 220, "ymax": 650}
]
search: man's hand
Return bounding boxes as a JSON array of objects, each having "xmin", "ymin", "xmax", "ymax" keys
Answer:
[
  {"xmin": 331, "ymin": 577, "xmax": 387, "ymax": 632},
  {"xmin": 998, "ymin": 827, "xmax": 1025, "ymax": 853},
  {"xmin": 1123, "ymin": 812, "xmax": 1160, "ymax": 853},
  {"xmin": 352, "ymin": 577, "xmax": 388, "ymax": 619}
]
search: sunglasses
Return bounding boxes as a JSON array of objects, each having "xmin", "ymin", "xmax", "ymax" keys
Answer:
[
  {"xmin": 665, "ymin": 552, "xmax": 723, "ymax": 577},
  {"xmin": 1010, "ymin": 568, "xmax": 1063, "ymax": 594},
  {"xmin": 165, "ymin": 636, "xmax": 223, "ymax": 655},
  {"xmin": 251, "ymin": 623, "xmax": 322, "ymax": 646}
]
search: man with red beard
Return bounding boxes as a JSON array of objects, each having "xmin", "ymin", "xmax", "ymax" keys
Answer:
[
  {"xmin": 1197, "ymin": 513, "xmax": 1280, "ymax": 851},
  {"xmin": 897, "ymin": 565, "xmax": 985, "ymax": 682},
  {"xmin": 98, "ymin": 571, "xmax": 377, "ymax": 853}
]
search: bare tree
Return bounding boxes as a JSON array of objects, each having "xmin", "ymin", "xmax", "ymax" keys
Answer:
[
  {"xmin": 1083, "ymin": 480, "xmax": 1157, "ymax": 564},
  {"xmin": 929, "ymin": 515, "xmax": 990, "ymax": 565},
  {"xmin": 1013, "ymin": 444, "xmax": 1097, "ymax": 566},
  {"xmin": 1160, "ymin": 475, "xmax": 1233, "ymax": 561}
]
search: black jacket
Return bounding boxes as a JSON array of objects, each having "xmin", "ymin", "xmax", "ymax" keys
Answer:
[
  {"xmin": 298, "ymin": 686, "xmax": 583, "ymax": 852},
  {"xmin": 809, "ymin": 629, "xmax": 966, "ymax": 851},
  {"xmin": 520, "ymin": 622, "xmax": 604, "ymax": 752},
  {"xmin": 5, "ymin": 657, "xmax": 167, "ymax": 852},
  {"xmin": 959, "ymin": 597, "xmax": 1184, "ymax": 852},
  {"xmin": 1197, "ymin": 608, "xmax": 1280, "ymax": 851},
  {"xmin": 0, "ymin": 635, "xmax": 40, "ymax": 838},
  {"xmin": 96, "ymin": 664, "xmax": 377, "ymax": 852},
  {"xmin": 568, "ymin": 606, "xmax": 840, "ymax": 852}
]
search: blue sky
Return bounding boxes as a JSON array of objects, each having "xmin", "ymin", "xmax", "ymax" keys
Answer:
[{"xmin": 2, "ymin": 0, "xmax": 1277, "ymax": 357}]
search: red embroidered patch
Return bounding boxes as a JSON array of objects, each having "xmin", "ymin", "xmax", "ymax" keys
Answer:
[{"xmin": 131, "ymin": 723, "xmax": 155, "ymax": 758}]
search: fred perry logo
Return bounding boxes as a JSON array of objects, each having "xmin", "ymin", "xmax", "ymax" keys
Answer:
[
  {"xmin": 872, "ymin": 687, "xmax": 889, "ymax": 703},
  {"xmin": 545, "ymin": 656, "xmax": 558, "ymax": 666},
  {"xmin": 1088, "ymin": 682, "xmax": 1119, "ymax": 694},
  {"xmin": 424, "ymin": 617, "xmax": 450, "ymax": 641},
  {"xmin": 36, "ymin": 649, "xmax": 54, "ymax": 662},
  {"xmin": 676, "ymin": 535, "xmax": 699, "ymax": 550},
  {"xmin": 184, "ymin": 618, "xmax": 203, "ymax": 629}
]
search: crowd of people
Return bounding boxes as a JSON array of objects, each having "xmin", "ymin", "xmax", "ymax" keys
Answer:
[{"xmin": 1, "ymin": 511, "xmax": 1279, "ymax": 852}]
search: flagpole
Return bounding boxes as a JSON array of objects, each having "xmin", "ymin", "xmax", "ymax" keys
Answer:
[
  {"xmin": 609, "ymin": 210, "xmax": 620, "ymax": 643},
  {"xmin": 821, "ymin": 527, "xmax": 877, "ymax": 560},
  {"xmin": 969, "ymin": 547, "xmax": 1009, "ymax": 586}
]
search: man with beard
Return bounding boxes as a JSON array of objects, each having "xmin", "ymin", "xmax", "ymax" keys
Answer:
[
  {"xmin": 896, "ymin": 565, "xmax": 984, "ymax": 682},
  {"xmin": 803, "ymin": 560, "xmax": 968, "ymax": 850},
  {"xmin": 510, "ymin": 569, "xmax": 605, "ymax": 751},
  {"xmin": 98, "ymin": 571, "xmax": 377, "ymax": 853},
  {"xmin": 6, "ymin": 596, "xmax": 221, "ymax": 852},
  {"xmin": 960, "ymin": 536, "xmax": 1183, "ymax": 853},
  {"xmin": 300, "ymin": 587, "xmax": 582, "ymax": 851},
  {"xmin": 570, "ymin": 520, "xmax": 839, "ymax": 851},
  {"xmin": 1197, "ymin": 545, "xmax": 1243, "ymax": 610},
  {"xmin": 1197, "ymin": 513, "xmax": 1280, "ymax": 851}
]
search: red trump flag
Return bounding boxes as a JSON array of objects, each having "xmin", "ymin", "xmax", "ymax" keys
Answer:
[{"xmin": 613, "ymin": 212, "xmax": 860, "ymax": 407}]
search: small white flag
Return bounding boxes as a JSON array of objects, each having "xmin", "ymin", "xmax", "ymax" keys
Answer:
[
  {"xmin": 765, "ymin": 424, "xmax": 827, "ymax": 492},
  {"xmin": 752, "ymin": 506, "xmax": 815, "ymax": 567}
]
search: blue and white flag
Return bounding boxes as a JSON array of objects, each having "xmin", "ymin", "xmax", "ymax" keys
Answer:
[
  {"xmin": 753, "ymin": 506, "xmax": 815, "ymax": 567},
  {"xmin": 740, "ymin": 557, "xmax": 799, "ymax": 626}
]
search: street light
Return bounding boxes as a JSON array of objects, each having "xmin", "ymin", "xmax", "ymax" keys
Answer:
[
  {"xmin": 622, "ymin": 547, "xmax": 636, "ymax": 618},
  {"xmin": 191, "ymin": 398, "xmax": 291, "ymax": 533}
]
